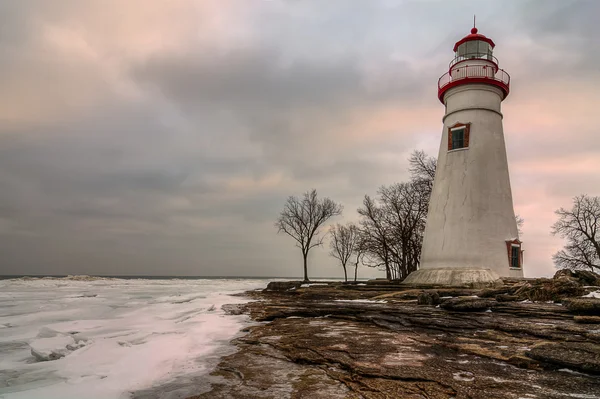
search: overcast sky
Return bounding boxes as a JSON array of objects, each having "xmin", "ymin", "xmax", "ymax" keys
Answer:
[{"xmin": 0, "ymin": 0, "xmax": 598, "ymax": 278}]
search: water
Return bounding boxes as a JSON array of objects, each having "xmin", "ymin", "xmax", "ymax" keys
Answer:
[{"xmin": 0, "ymin": 277, "xmax": 273, "ymax": 399}]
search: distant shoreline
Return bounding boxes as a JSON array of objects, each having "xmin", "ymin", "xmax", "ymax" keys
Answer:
[{"xmin": 0, "ymin": 274, "xmax": 359, "ymax": 280}]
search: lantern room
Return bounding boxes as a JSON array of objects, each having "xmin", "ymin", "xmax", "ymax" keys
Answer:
[
  {"xmin": 452, "ymin": 27, "xmax": 496, "ymax": 65},
  {"xmin": 438, "ymin": 26, "xmax": 510, "ymax": 104}
]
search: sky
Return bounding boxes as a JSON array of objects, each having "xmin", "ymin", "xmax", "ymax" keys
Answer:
[{"xmin": 0, "ymin": 0, "xmax": 598, "ymax": 278}]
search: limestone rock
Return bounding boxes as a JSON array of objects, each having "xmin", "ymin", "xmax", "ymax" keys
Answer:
[
  {"xmin": 554, "ymin": 269, "xmax": 600, "ymax": 286},
  {"xmin": 439, "ymin": 297, "xmax": 497, "ymax": 311},
  {"xmin": 514, "ymin": 277, "xmax": 586, "ymax": 301},
  {"xmin": 190, "ymin": 281, "xmax": 600, "ymax": 399},
  {"xmin": 565, "ymin": 298, "xmax": 600, "ymax": 315},
  {"xmin": 479, "ymin": 288, "xmax": 511, "ymax": 298},
  {"xmin": 496, "ymin": 294, "xmax": 519, "ymax": 302},
  {"xmin": 527, "ymin": 342, "xmax": 600, "ymax": 374},
  {"xmin": 574, "ymin": 315, "xmax": 600, "ymax": 324}
]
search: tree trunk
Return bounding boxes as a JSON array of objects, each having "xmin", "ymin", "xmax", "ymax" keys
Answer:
[
  {"xmin": 354, "ymin": 264, "xmax": 358, "ymax": 282},
  {"xmin": 303, "ymin": 252, "xmax": 309, "ymax": 282},
  {"xmin": 342, "ymin": 265, "xmax": 348, "ymax": 282},
  {"xmin": 385, "ymin": 262, "xmax": 391, "ymax": 280}
]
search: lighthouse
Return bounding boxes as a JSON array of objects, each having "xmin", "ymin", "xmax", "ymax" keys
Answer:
[{"xmin": 403, "ymin": 25, "xmax": 524, "ymax": 287}]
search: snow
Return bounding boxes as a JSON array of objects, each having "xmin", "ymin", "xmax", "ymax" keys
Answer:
[
  {"xmin": 0, "ymin": 277, "xmax": 271, "ymax": 399},
  {"xmin": 334, "ymin": 299, "xmax": 387, "ymax": 303},
  {"xmin": 300, "ymin": 283, "xmax": 328, "ymax": 288},
  {"xmin": 582, "ymin": 291, "xmax": 600, "ymax": 299}
]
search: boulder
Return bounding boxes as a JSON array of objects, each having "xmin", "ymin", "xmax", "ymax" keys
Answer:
[
  {"xmin": 265, "ymin": 281, "xmax": 304, "ymax": 292},
  {"xmin": 417, "ymin": 290, "xmax": 440, "ymax": 306},
  {"xmin": 222, "ymin": 304, "xmax": 246, "ymax": 315}
]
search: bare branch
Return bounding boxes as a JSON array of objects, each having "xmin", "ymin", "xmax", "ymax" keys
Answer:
[
  {"xmin": 515, "ymin": 214, "xmax": 524, "ymax": 237},
  {"xmin": 551, "ymin": 194, "xmax": 600, "ymax": 273}
]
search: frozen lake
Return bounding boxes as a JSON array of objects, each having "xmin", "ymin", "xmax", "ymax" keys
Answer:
[{"xmin": 0, "ymin": 277, "xmax": 271, "ymax": 399}]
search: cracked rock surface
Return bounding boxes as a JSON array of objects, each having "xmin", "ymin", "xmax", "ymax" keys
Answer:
[{"xmin": 189, "ymin": 277, "xmax": 600, "ymax": 399}]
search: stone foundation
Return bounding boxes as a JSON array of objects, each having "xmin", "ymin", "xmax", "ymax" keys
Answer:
[{"xmin": 401, "ymin": 267, "xmax": 503, "ymax": 288}]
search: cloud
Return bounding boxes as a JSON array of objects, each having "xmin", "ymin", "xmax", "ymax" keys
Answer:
[{"xmin": 0, "ymin": 0, "xmax": 598, "ymax": 278}]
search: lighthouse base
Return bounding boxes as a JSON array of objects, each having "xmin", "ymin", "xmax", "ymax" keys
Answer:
[{"xmin": 401, "ymin": 267, "xmax": 503, "ymax": 288}]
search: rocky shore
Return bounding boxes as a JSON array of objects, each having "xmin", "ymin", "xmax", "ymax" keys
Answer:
[{"xmin": 190, "ymin": 270, "xmax": 600, "ymax": 399}]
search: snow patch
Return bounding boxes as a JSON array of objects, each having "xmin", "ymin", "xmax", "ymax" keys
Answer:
[
  {"xmin": 582, "ymin": 291, "xmax": 600, "ymax": 299},
  {"xmin": 559, "ymin": 368, "xmax": 590, "ymax": 376},
  {"xmin": 452, "ymin": 371, "xmax": 474, "ymax": 382},
  {"xmin": 334, "ymin": 299, "xmax": 388, "ymax": 303}
]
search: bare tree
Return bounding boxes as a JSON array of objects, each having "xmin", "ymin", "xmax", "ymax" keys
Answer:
[
  {"xmin": 276, "ymin": 189, "xmax": 343, "ymax": 282},
  {"xmin": 357, "ymin": 150, "xmax": 435, "ymax": 280},
  {"xmin": 329, "ymin": 223, "xmax": 360, "ymax": 282},
  {"xmin": 551, "ymin": 194, "xmax": 600, "ymax": 273},
  {"xmin": 357, "ymin": 194, "xmax": 394, "ymax": 279},
  {"xmin": 379, "ymin": 180, "xmax": 430, "ymax": 279},
  {"xmin": 516, "ymin": 214, "xmax": 525, "ymax": 237}
]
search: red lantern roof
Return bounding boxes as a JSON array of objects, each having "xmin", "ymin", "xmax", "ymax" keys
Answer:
[{"xmin": 453, "ymin": 27, "xmax": 495, "ymax": 52}]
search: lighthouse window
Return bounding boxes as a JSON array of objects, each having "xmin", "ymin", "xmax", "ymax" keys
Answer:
[
  {"xmin": 449, "ymin": 128, "xmax": 467, "ymax": 150},
  {"xmin": 466, "ymin": 41, "xmax": 478, "ymax": 57},
  {"xmin": 451, "ymin": 129, "xmax": 464, "ymax": 149},
  {"xmin": 448, "ymin": 124, "xmax": 470, "ymax": 151},
  {"xmin": 456, "ymin": 41, "xmax": 493, "ymax": 60},
  {"xmin": 511, "ymin": 245, "xmax": 521, "ymax": 268}
]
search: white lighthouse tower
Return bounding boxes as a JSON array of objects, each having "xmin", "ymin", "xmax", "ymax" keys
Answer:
[{"xmin": 404, "ymin": 25, "xmax": 524, "ymax": 287}]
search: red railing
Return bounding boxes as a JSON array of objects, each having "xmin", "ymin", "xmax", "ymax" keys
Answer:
[
  {"xmin": 449, "ymin": 53, "xmax": 499, "ymax": 69},
  {"xmin": 438, "ymin": 65, "xmax": 510, "ymax": 103}
]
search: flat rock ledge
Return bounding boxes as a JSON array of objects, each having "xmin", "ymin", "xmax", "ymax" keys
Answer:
[{"xmin": 190, "ymin": 272, "xmax": 600, "ymax": 399}]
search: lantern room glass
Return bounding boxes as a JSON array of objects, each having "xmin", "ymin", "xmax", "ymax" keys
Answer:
[{"xmin": 455, "ymin": 40, "xmax": 493, "ymax": 61}]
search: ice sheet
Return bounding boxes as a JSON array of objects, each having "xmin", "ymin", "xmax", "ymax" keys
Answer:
[{"xmin": 0, "ymin": 278, "xmax": 271, "ymax": 399}]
